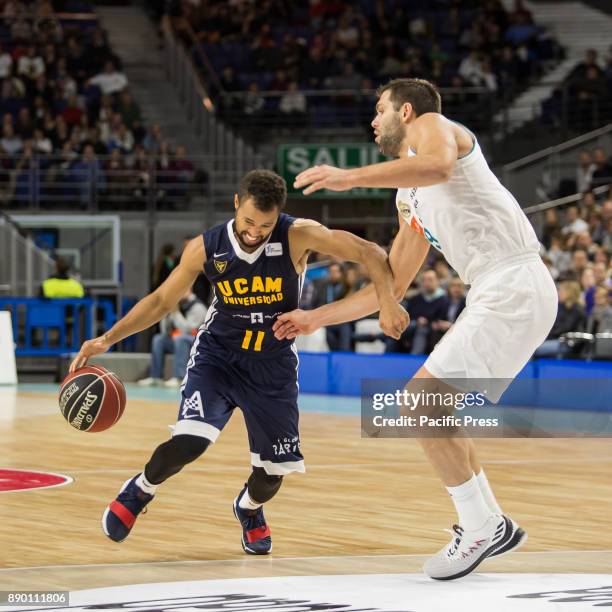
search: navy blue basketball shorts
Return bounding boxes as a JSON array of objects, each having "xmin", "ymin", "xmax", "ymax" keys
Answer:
[{"xmin": 173, "ymin": 332, "xmax": 304, "ymax": 476}]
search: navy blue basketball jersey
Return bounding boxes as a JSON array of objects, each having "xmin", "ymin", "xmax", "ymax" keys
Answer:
[{"xmin": 201, "ymin": 213, "xmax": 303, "ymax": 357}]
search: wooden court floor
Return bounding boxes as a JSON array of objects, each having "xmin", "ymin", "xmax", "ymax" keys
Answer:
[{"xmin": 1, "ymin": 387, "xmax": 611, "ymax": 591}]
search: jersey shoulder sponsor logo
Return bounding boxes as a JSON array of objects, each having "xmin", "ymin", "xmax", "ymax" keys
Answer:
[
  {"xmin": 265, "ymin": 242, "xmax": 283, "ymax": 257},
  {"xmin": 396, "ymin": 199, "xmax": 412, "ymax": 221}
]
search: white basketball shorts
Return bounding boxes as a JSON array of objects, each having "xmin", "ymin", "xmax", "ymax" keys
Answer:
[{"xmin": 425, "ymin": 253, "xmax": 558, "ymax": 403}]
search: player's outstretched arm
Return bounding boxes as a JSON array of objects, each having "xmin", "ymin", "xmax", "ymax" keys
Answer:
[
  {"xmin": 288, "ymin": 219, "xmax": 408, "ymax": 339},
  {"xmin": 294, "ymin": 114, "xmax": 457, "ymax": 195},
  {"xmin": 69, "ymin": 237, "xmax": 206, "ymax": 372},
  {"xmin": 275, "ymin": 217, "xmax": 429, "ymax": 340}
]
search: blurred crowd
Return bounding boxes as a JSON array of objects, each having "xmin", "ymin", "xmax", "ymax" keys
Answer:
[
  {"xmin": 167, "ymin": 0, "xmax": 562, "ymax": 133},
  {"xmin": 542, "ymin": 46, "xmax": 612, "ymax": 131},
  {"xmin": 0, "ymin": 0, "xmax": 199, "ymax": 209}
]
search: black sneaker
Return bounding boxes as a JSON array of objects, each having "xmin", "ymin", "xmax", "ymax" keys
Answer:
[{"xmin": 232, "ymin": 485, "xmax": 272, "ymax": 555}]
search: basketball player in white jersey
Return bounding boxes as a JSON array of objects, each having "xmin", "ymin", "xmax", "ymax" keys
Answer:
[{"xmin": 273, "ymin": 78, "xmax": 558, "ymax": 580}]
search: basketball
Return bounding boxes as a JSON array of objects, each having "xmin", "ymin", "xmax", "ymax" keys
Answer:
[{"xmin": 58, "ymin": 365, "xmax": 126, "ymax": 433}]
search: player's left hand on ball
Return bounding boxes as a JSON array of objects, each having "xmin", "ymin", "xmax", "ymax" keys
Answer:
[
  {"xmin": 69, "ymin": 335, "xmax": 112, "ymax": 373},
  {"xmin": 378, "ymin": 301, "xmax": 410, "ymax": 340},
  {"xmin": 293, "ymin": 165, "xmax": 353, "ymax": 195}
]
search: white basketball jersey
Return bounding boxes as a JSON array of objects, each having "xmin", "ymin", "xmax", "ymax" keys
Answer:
[{"xmin": 395, "ymin": 128, "xmax": 540, "ymax": 284}]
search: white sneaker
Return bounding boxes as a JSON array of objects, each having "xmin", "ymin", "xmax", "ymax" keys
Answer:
[
  {"xmin": 137, "ymin": 377, "xmax": 161, "ymax": 386},
  {"xmin": 423, "ymin": 514, "xmax": 518, "ymax": 581},
  {"xmin": 163, "ymin": 377, "xmax": 181, "ymax": 387}
]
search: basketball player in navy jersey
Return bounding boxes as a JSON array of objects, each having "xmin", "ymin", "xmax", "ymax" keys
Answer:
[{"xmin": 70, "ymin": 169, "xmax": 408, "ymax": 554}]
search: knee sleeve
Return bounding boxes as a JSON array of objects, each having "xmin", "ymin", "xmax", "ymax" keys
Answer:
[
  {"xmin": 144, "ymin": 434, "xmax": 210, "ymax": 485},
  {"xmin": 247, "ymin": 466, "xmax": 283, "ymax": 504}
]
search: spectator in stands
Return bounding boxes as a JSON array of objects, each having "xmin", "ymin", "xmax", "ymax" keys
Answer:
[
  {"xmin": 220, "ymin": 66, "xmax": 240, "ymax": 92},
  {"xmin": 97, "ymin": 94, "xmax": 114, "ymax": 142},
  {"xmin": 573, "ymin": 67, "xmax": 608, "ymax": 129},
  {"xmin": 87, "ymin": 28, "xmax": 115, "ymax": 75},
  {"xmin": 82, "ymin": 126, "xmax": 108, "ymax": 156},
  {"xmin": 570, "ymin": 248, "xmax": 590, "ymax": 280},
  {"xmin": 269, "ymin": 69, "xmax": 289, "ymax": 92},
  {"xmin": 142, "ymin": 122, "xmax": 163, "ymax": 153},
  {"xmin": 479, "ymin": 58, "xmax": 498, "ymax": 93},
  {"xmin": 103, "ymin": 147, "xmax": 125, "ymax": 198},
  {"xmin": 581, "ymin": 267, "xmax": 597, "ymax": 316},
  {"xmin": 117, "ymin": 90, "xmax": 142, "ymax": 131},
  {"xmin": 541, "ymin": 209, "xmax": 561, "ymax": 249},
  {"xmin": 591, "ymin": 199, "xmax": 611, "ymax": 244},
  {"xmin": 561, "ymin": 205, "xmax": 588, "ymax": 236},
  {"xmin": 603, "ymin": 217, "xmax": 612, "ymax": 252},
  {"xmin": 458, "ymin": 50, "xmax": 485, "ymax": 86},
  {"xmin": 138, "ymin": 289, "xmax": 207, "ymax": 387},
  {"xmin": 71, "ymin": 144, "xmax": 105, "ymax": 208},
  {"xmin": 16, "ymin": 107, "xmax": 34, "ymax": 139},
  {"xmin": 568, "ymin": 49, "xmax": 603, "ymax": 83},
  {"xmin": 311, "ymin": 262, "xmax": 353, "ymax": 351},
  {"xmin": 1, "ymin": 123, "xmax": 23, "ymax": 155},
  {"xmin": 301, "ymin": 47, "xmax": 329, "ymax": 89},
  {"xmin": 131, "ymin": 145, "xmax": 151, "ymax": 201},
  {"xmin": 0, "ymin": 43, "xmax": 13, "ymax": 79},
  {"xmin": 11, "ymin": 16, "xmax": 32, "ymax": 44},
  {"xmin": 61, "ymin": 94, "xmax": 84, "ymax": 127},
  {"xmin": 577, "ymin": 150, "xmax": 596, "ymax": 193},
  {"xmin": 66, "ymin": 36, "xmax": 89, "ymax": 85},
  {"xmin": 242, "ymin": 82, "xmax": 265, "ymax": 119},
  {"xmin": 18, "ymin": 45, "xmax": 45, "ymax": 81},
  {"xmin": 55, "ymin": 57, "xmax": 77, "ymax": 99},
  {"xmin": 591, "ymin": 147, "xmax": 612, "ymax": 188},
  {"xmin": 594, "ymin": 261, "xmax": 611, "ymax": 288},
  {"xmin": 152, "ymin": 242, "xmax": 176, "ymax": 290},
  {"xmin": 40, "ymin": 257, "xmax": 84, "ymax": 298},
  {"xmin": 586, "ymin": 286, "xmax": 612, "ymax": 334},
  {"xmin": 32, "ymin": 127, "xmax": 52, "ymax": 154},
  {"xmin": 430, "ymin": 276, "xmax": 466, "ymax": 348},
  {"xmin": 279, "ymin": 82, "xmax": 307, "ymax": 123},
  {"xmin": 88, "ymin": 60, "xmax": 128, "ymax": 96},
  {"xmin": 542, "ymin": 255, "xmax": 558, "ymax": 281},
  {"xmin": 534, "ymin": 280, "xmax": 585, "ymax": 357},
  {"xmin": 170, "ymin": 145, "xmax": 195, "ymax": 185},
  {"xmin": 433, "ymin": 259, "xmax": 452, "ymax": 290},
  {"xmin": 497, "ymin": 45, "xmax": 521, "ymax": 92},
  {"xmin": 108, "ymin": 121, "xmax": 134, "ymax": 154},
  {"xmin": 386, "ymin": 269, "xmax": 448, "ymax": 355}
]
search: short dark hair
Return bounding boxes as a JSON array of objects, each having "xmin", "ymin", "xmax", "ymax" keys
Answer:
[
  {"xmin": 238, "ymin": 169, "xmax": 287, "ymax": 212},
  {"xmin": 376, "ymin": 78, "xmax": 442, "ymax": 116},
  {"xmin": 55, "ymin": 257, "xmax": 70, "ymax": 275}
]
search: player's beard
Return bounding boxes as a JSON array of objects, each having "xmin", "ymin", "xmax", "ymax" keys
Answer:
[
  {"xmin": 235, "ymin": 228, "xmax": 267, "ymax": 251},
  {"xmin": 378, "ymin": 114, "xmax": 405, "ymax": 157}
]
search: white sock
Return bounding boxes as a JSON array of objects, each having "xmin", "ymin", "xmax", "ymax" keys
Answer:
[
  {"xmin": 238, "ymin": 488, "xmax": 262, "ymax": 510},
  {"xmin": 136, "ymin": 473, "xmax": 158, "ymax": 495},
  {"xmin": 475, "ymin": 468, "xmax": 503, "ymax": 514},
  {"xmin": 446, "ymin": 474, "xmax": 493, "ymax": 532}
]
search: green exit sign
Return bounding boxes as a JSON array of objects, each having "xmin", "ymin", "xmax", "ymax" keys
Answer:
[{"xmin": 277, "ymin": 144, "xmax": 391, "ymax": 198}]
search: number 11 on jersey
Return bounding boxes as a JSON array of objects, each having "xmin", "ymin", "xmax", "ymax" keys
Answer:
[{"xmin": 242, "ymin": 329, "xmax": 265, "ymax": 351}]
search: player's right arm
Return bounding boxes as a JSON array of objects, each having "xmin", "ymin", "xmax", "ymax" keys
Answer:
[
  {"xmin": 273, "ymin": 216, "xmax": 429, "ymax": 339},
  {"xmin": 69, "ymin": 237, "xmax": 206, "ymax": 372}
]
